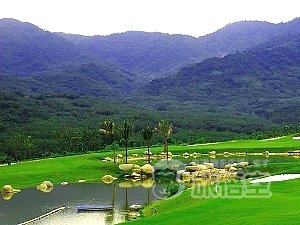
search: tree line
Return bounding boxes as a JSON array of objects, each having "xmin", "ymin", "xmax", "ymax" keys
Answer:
[
  {"xmin": 0, "ymin": 118, "xmax": 174, "ymax": 164},
  {"xmin": 1, "ymin": 114, "xmax": 298, "ymax": 165}
]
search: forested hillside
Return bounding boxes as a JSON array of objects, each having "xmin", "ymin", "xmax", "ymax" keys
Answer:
[
  {"xmin": 0, "ymin": 91, "xmax": 284, "ymax": 162},
  {"xmin": 0, "ymin": 18, "xmax": 142, "ymax": 97},
  {"xmin": 0, "ymin": 18, "xmax": 78, "ymax": 76},
  {"xmin": 136, "ymin": 33, "xmax": 300, "ymax": 124},
  {"xmin": 61, "ymin": 18, "xmax": 300, "ymax": 79},
  {"xmin": 199, "ymin": 18, "xmax": 300, "ymax": 56},
  {"xmin": 60, "ymin": 31, "xmax": 206, "ymax": 79},
  {"xmin": 1, "ymin": 18, "xmax": 300, "ymax": 162},
  {"xmin": 0, "ymin": 63, "xmax": 140, "ymax": 98}
]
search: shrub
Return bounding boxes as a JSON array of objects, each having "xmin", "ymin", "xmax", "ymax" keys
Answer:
[{"xmin": 166, "ymin": 182, "xmax": 180, "ymax": 197}]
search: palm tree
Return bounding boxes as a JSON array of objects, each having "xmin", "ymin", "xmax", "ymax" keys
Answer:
[
  {"xmin": 118, "ymin": 119, "xmax": 133, "ymax": 163},
  {"xmin": 99, "ymin": 118, "xmax": 117, "ymax": 163},
  {"xmin": 141, "ymin": 126, "xmax": 154, "ymax": 163},
  {"xmin": 155, "ymin": 120, "xmax": 173, "ymax": 161}
]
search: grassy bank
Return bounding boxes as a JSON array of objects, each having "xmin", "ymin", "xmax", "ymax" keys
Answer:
[
  {"xmin": 153, "ymin": 135, "xmax": 300, "ymax": 153},
  {"xmin": 0, "ymin": 152, "xmax": 120, "ymax": 189},
  {"xmin": 1, "ymin": 135, "xmax": 300, "ymax": 189},
  {"xmin": 123, "ymin": 134, "xmax": 300, "ymax": 225},
  {"xmin": 126, "ymin": 178, "xmax": 300, "ymax": 224},
  {"xmin": 1, "ymin": 135, "xmax": 300, "ymax": 225},
  {"xmin": 126, "ymin": 161, "xmax": 300, "ymax": 225}
]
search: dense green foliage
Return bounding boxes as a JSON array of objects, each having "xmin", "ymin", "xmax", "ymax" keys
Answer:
[{"xmin": 2, "ymin": 91, "xmax": 292, "ymax": 162}]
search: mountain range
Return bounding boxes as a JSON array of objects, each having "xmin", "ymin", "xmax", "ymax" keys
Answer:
[
  {"xmin": 1, "ymin": 17, "xmax": 300, "ymax": 134},
  {"xmin": 135, "ymin": 32, "xmax": 300, "ymax": 123},
  {"xmin": 60, "ymin": 18, "xmax": 300, "ymax": 79}
]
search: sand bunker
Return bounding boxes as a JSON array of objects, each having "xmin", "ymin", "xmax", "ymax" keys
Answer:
[
  {"xmin": 259, "ymin": 136, "xmax": 284, "ymax": 141},
  {"xmin": 250, "ymin": 174, "xmax": 300, "ymax": 183}
]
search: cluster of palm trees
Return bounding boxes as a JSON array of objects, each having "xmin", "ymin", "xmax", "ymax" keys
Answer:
[{"xmin": 100, "ymin": 119, "xmax": 173, "ymax": 163}]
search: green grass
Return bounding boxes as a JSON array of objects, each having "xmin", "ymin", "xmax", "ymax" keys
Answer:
[
  {"xmin": 130, "ymin": 134, "xmax": 300, "ymax": 155},
  {"xmin": 0, "ymin": 152, "xmax": 120, "ymax": 189},
  {"xmin": 246, "ymin": 161, "xmax": 300, "ymax": 174},
  {"xmin": 123, "ymin": 134, "xmax": 300, "ymax": 225},
  {"xmin": 127, "ymin": 134, "xmax": 300, "ymax": 155},
  {"xmin": 162, "ymin": 135, "xmax": 300, "ymax": 153},
  {"xmin": 1, "ymin": 135, "xmax": 300, "ymax": 224},
  {"xmin": 126, "ymin": 162, "xmax": 300, "ymax": 225},
  {"xmin": 1, "ymin": 134, "xmax": 300, "ymax": 189}
]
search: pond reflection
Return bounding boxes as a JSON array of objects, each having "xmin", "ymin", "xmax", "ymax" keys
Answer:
[{"xmin": 0, "ymin": 182, "xmax": 164, "ymax": 225}]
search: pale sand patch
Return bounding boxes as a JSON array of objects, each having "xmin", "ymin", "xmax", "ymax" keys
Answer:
[
  {"xmin": 259, "ymin": 136, "xmax": 285, "ymax": 141},
  {"xmin": 250, "ymin": 174, "xmax": 300, "ymax": 183},
  {"xmin": 188, "ymin": 141, "xmax": 230, "ymax": 147},
  {"xmin": 188, "ymin": 140, "xmax": 237, "ymax": 147},
  {"xmin": 0, "ymin": 162, "xmax": 18, "ymax": 166}
]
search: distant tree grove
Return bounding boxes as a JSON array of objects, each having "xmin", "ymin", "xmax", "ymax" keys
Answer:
[{"xmin": 0, "ymin": 115, "xmax": 299, "ymax": 164}]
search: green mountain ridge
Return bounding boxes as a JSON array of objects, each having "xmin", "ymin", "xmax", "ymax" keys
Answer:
[
  {"xmin": 1, "ymin": 18, "xmax": 300, "ymax": 160},
  {"xmin": 60, "ymin": 18, "xmax": 300, "ymax": 79},
  {"xmin": 0, "ymin": 18, "xmax": 143, "ymax": 98},
  {"xmin": 199, "ymin": 18, "xmax": 300, "ymax": 54},
  {"xmin": 0, "ymin": 18, "xmax": 78, "ymax": 76},
  {"xmin": 135, "ymin": 32, "xmax": 300, "ymax": 123},
  {"xmin": 1, "ymin": 17, "xmax": 300, "ymax": 123}
]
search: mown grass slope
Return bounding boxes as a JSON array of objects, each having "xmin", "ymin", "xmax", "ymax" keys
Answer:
[
  {"xmin": 0, "ymin": 153, "xmax": 119, "ymax": 189},
  {"xmin": 126, "ymin": 163, "xmax": 300, "ymax": 225},
  {"xmin": 1, "ymin": 135, "xmax": 300, "ymax": 189},
  {"xmin": 162, "ymin": 135, "xmax": 300, "ymax": 153}
]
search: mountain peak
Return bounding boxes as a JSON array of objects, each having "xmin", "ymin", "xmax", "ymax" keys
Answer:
[
  {"xmin": 0, "ymin": 18, "xmax": 77, "ymax": 76},
  {"xmin": 0, "ymin": 18, "xmax": 43, "ymax": 31}
]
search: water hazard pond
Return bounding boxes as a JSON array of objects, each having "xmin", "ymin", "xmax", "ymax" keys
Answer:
[
  {"xmin": 0, "ymin": 183, "xmax": 164, "ymax": 225},
  {"xmin": 1, "ymin": 154, "xmax": 299, "ymax": 225}
]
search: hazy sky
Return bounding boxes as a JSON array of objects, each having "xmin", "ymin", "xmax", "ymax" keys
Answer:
[{"xmin": 0, "ymin": 0, "xmax": 299, "ymax": 37}]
